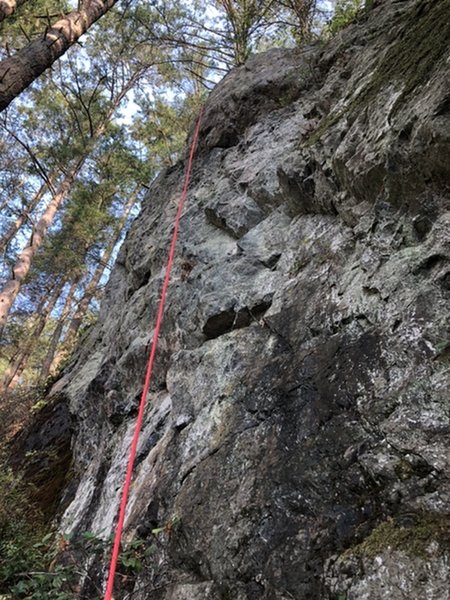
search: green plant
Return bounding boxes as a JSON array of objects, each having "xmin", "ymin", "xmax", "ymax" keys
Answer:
[
  {"xmin": 0, "ymin": 460, "xmax": 78, "ymax": 598},
  {"xmin": 151, "ymin": 514, "xmax": 181, "ymax": 536},
  {"xmin": 30, "ymin": 398, "xmax": 49, "ymax": 413},
  {"xmin": 0, "ymin": 459, "xmax": 163, "ymax": 597},
  {"xmin": 326, "ymin": 0, "xmax": 363, "ymax": 35},
  {"xmin": 120, "ymin": 538, "xmax": 155, "ymax": 574},
  {"xmin": 9, "ymin": 562, "xmax": 75, "ymax": 600},
  {"xmin": 0, "ymin": 465, "xmax": 69, "ymax": 598}
]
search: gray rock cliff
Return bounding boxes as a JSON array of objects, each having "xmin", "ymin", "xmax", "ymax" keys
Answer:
[{"xmin": 43, "ymin": 0, "xmax": 450, "ymax": 597}]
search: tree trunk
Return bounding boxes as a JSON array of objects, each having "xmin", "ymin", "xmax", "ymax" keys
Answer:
[
  {"xmin": 0, "ymin": 163, "xmax": 83, "ymax": 334},
  {"xmin": 53, "ymin": 190, "xmax": 138, "ymax": 370},
  {"xmin": 0, "ymin": 0, "xmax": 28, "ymax": 22},
  {"xmin": 0, "ymin": 176, "xmax": 25, "ymax": 214},
  {"xmin": 0, "ymin": 71, "xmax": 142, "ymax": 334},
  {"xmin": 40, "ymin": 277, "xmax": 78, "ymax": 380},
  {"xmin": 0, "ymin": 279, "xmax": 64, "ymax": 393},
  {"xmin": 0, "ymin": 181, "xmax": 48, "ymax": 255},
  {"xmin": 0, "ymin": 0, "xmax": 118, "ymax": 111}
]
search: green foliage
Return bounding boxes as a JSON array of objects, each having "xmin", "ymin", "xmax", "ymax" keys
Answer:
[
  {"xmin": 326, "ymin": 0, "xmax": 363, "ymax": 35},
  {"xmin": 131, "ymin": 94, "xmax": 204, "ymax": 168},
  {"xmin": 0, "ymin": 454, "xmax": 158, "ymax": 596},
  {"xmin": 151, "ymin": 514, "xmax": 181, "ymax": 536},
  {"xmin": 0, "ymin": 379, "xmax": 47, "ymax": 444},
  {"xmin": 9, "ymin": 564, "xmax": 75, "ymax": 600},
  {"xmin": 0, "ymin": 466, "xmax": 156, "ymax": 598},
  {"xmin": 0, "ymin": 462, "xmax": 60, "ymax": 598},
  {"xmin": 120, "ymin": 537, "xmax": 155, "ymax": 573},
  {"xmin": 0, "ymin": 0, "xmax": 70, "ymax": 58}
]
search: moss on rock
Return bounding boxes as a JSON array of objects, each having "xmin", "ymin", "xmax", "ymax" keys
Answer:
[
  {"xmin": 304, "ymin": 0, "xmax": 450, "ymax": 146},
  {"xmin": 356, "ymin": 0, "xmax": 450, "ymax": 112},
  {"xmin": 346, "ymin": 513, "xmax": 450, "ymax": 560}
]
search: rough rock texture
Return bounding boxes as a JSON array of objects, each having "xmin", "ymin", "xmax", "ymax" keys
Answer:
[{"xmin": 48, "ymin": 0, "xmax": 450, "ymax": 598}]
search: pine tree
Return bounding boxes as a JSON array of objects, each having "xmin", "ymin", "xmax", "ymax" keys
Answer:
[
  {"xmin": 0, "ymin": 0, "xmax": 31, "ymax": 22},
  {"xmin": 39, "ymin": 277, "xmax": 78, "ymax": 380},
  {"xmin": 0, "ymin": 48, "xmax": 151, "ymax": 332},
  {"xmin": 0, "ymin": 181, "xmax": 52, "ymax": 256},
  {"xmin": 53, "ymin": 186, "xmax": 140, "ymax": 371},
  {"xmin": 0, "ymin": 277, "xmax": 64, "ymax": 393},
  {"xmin": 0, "ymin": 0, "xmax": 119, "ymax": 110}
]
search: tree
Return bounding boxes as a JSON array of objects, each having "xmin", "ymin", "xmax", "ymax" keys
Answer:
[
  {"xmin": 326, "ymin": 0, "xmax": 363, "ymax": 34},
  {"xmin": 0, "ymin": 181, "xmax": 51, "ymax": 256},
  {"xmin": 0, "ymin": 0, "xmax": 119, "ymax": 111},
  {"xmin": 52, "ymin": 186, "xmax": 139, "ymax": 372},
  {"xmin": 40, "ymin": 278, "xmax": 78, "ymax": 380},
  {"xmin": 0, "ymin": 277, "xmax": 64, "ymax": 393},
  {"xmin": 132, "ymin": 0, "xmax": 322, "ymax": 74},
  {"xmin": 0, "ymin": 41, "xmax": 152, "ymax": 333},
  {"xmin": 214, "ymin": 0, "xmax": 276, "ymax": 65},
  {"xmin": 273, "ymin": 0, "xmax": 318, "ymax": 41},
  {"xmin": 0, "ymin": 163, "xmax": 81, "ymax": 334},
  {"xmin": 1, "ymin": 105, "xmax": 148, "ymax": 381},
  {"xmin": 0, "ymin": 0, "xmax": 30, "ymax": 23}
]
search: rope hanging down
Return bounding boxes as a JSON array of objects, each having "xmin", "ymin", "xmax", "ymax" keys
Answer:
[{"xmin": 103, "ymin": 107, "xmax": 204, "ymax": 600}]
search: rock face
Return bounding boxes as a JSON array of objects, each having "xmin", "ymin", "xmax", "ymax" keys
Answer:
[{"xmin": 49, "ymin": 1, "xmax": 450, "ymax": 598}]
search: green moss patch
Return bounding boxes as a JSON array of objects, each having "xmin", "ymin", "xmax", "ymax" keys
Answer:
[
  {"xmin": 346, "ymin": 513, "xmax": 450, "ymax": 560},
  {"xmin": 355, "ymin": 0, "xmax": 450, "ymax": 112},
  {"xmin": 304, "ymin": 0, "xmax": 450, "ymax": 146},
  {"xmin": 304, "ymin": 110, "xmax": 345, "ymax": 146}
]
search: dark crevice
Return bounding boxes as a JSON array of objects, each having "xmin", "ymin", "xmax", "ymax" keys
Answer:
[
  {"xmin": 439, "ymin": 270, "xmax": 450, "ymax": 291},
  {"xmin": 135, "ymin": 411, "xmax": 170, "ymax": 468},
  {"xmin": 261, "ymin": 253, "xmax": 282, "ymax": 269},
  {"xmin": 434, "ymin": 93, "xmax": 450, "ymax": 117},
  {"xmin": 179, "ymin": 446, "xmax": 220, "ymax": 487},
  {"xmin": 8, "ymin": 395, "xmax": 74, "ymax": 522},
  {"xmin": 362, "ymin": 286, "xmax": 387, "ymax": 300},
  {"xmin": 422, "ymin": 254, "xmax": 446, "ymax": 270},
  {"xmin": 398, "ymin": 120, "xmax": 414, "ymax": 142},
  {"xmin": 73, "ymin": 457, "xmax": 112, "ymax": 537},
  {"xmin": 415, "ymin": 254, "xmax": 448, "ymax": 274},
  {"xmin": 204, "ymin": 207, "xmax": 241, "ymax": 239},
  {"xmin": 391, "ymin": 318, "xmax": 402, "ymax": 332},
  {"xmin": 412, "ymin": 214, "xmax": 433, "ymax": 240},
  {"xmin": 203, "ymin": 299, "xmax": 272, "ymax": 340}
]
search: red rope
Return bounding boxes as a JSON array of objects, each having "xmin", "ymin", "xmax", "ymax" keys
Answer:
[{"xmin": 103, "ymin": 107, "xmax": 204, "ymax": 600}]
